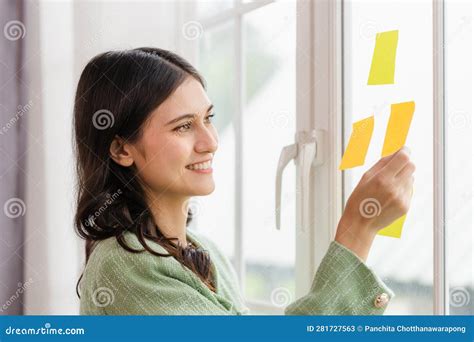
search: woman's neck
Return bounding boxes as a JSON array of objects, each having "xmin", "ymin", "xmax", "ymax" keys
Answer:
[{"xmin": 146, "ymin": 192, "xmax": 190, "ymax": 247}]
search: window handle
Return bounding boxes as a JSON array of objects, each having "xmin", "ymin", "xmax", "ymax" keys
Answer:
[
  {"xmin": 275, "ymin": 130, "xmax": 324, "ymax": 232},
  {"xmin": 275, "ymin": 143, "xmax": 297, "ymax": 230}
]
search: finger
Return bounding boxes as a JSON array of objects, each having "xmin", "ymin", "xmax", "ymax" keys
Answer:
[
  {"xmin": 395, "ymin": 160, "xmax": 416, "ymax": 179},
  {"xmin": 364, "ymin": 146, "xmax": 409, "ymax": 181},
  {"xmin": 401, "ymin": 174, "xmax": 414, "ymax": 197},
  {"xmin": 381, "ymin": 146, "xmax": 412, "ymax": 177},
  {"xmin": 368, "ymin": 150, "xmax": 399, "ymax": 174},
  {"xmin": 405, "ymin": 179, "xmax": 415, "ymax": 204},
  {"xmin": 363, "ymin": 156, "xmax": 396, "ymax": 183}
]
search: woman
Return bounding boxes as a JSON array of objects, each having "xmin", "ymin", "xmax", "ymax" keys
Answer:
[{"xmin": 74, "ymin": 47, "xmax": 415, "ymax": 315}]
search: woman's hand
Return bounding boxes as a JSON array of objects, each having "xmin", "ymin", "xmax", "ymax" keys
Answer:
[{"xmin": 335, "ymin": 146, "xmax": 415, "ymax": 262}]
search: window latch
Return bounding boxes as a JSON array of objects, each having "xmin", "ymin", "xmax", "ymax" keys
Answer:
[{"xmin": 275, "ymin": 129, "xmax": 325, "ymax": 231}]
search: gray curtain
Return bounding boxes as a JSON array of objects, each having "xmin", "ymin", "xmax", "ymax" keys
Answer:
[{"xmin": 0, "ymin": 0, "xmax": 26, "ymax": 315}]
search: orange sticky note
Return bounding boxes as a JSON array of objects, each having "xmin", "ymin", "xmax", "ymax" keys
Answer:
[
  {"xmin": 378, "ymin": 102, "xmax": 415, "ymax": 238},
  {"xmin": 368, "ymin": 30, "xmax": 399, "ymax": 85},
  {"xmin": 381, "ymin": 101, "xmax": 415, "ymax": 157},
  {"xmin": 339, "ymin": 116, "xmax": 374, "ymax": 170}
]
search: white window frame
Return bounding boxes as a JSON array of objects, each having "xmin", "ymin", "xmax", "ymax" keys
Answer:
[
  {"xmin": 292, "ymin": 0, "xmax": 343, "ymax": 297},
  {"xmin": 433, "ymin": 0, "xmax": 447, "ymax": 315},
  {"xmin": 176, "ymin": 0, "xmax": 448, "ymax": 315}
]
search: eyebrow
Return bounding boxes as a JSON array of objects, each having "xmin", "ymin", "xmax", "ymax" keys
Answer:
[{"xmin": 166, "ymin": 104, "xmax": 214, "ymax": 126}]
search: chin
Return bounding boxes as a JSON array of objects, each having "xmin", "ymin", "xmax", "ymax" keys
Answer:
[{"xmin": 192, "ymin": 182, "xmax": 215, "ymax": 196}]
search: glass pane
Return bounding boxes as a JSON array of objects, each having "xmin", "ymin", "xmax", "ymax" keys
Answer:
[
  {"xmin": 197, "ymin": 0, "xmax": 234, "ymax": 21},
  {"xmin": 445, "ymin": 1, "xmax": 473, "ymax": 315},
  {"xmin": 242, "ymin": 1, "xmax": 297, "ymax": 312},
  {"xmin": 197, "ymin": 21, "xmax": 236, "ymax": 260},
  {"xmin": 343, "ymin": 0, "xmax": 433, "ymax": 314}
]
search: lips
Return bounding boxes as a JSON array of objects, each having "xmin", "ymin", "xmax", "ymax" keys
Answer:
[
  {"xmin": 185, "ymin": 159, "xmax": 213, "ymax": 171},
  {"xmin": 186, "ymin": 159, "xmax": 212, "ymax": 167}
]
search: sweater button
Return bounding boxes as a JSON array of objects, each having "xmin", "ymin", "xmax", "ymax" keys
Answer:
[{"xmin": 374, "ymin": 293, "xmax": 389, "ymax": 308}]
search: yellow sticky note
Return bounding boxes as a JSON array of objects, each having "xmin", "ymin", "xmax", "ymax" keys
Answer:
[
  {"xmin": 378, "ymin": 214, "xmax": 407, "ymax": 238},
  {"xmin": 377, "ymin": 176, "xmax": 415, "ymax": 239},
  {"xmin": 368, "ymin": 30, "xmax": 399, "ymax": 85},
  {"xmin": 381, "ymin": 101, "xmax": 415, "ymax": 157},
  {"xmin": 339, "ymin": 116, "xmax": 374, "ymax": 170},
  {"xmin": 378, "ymin": 102, "xmax": 415, "ymax": 238}
]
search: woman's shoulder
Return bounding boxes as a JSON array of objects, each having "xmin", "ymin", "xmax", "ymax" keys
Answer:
[
  {"xmin": 81, "ymin": 232, "xmax": 181, "ymax": 290},
  {"xmin": 79, "ymin": 232, "xmax": 184, "ymax": 315},
  {"xmin": 79, "ymin": 229, "xmax": 243, "ymax": 315},
  {"xmin": 93, "ymin": 231, "xmax": 157, "ymax": 253},
  {"xmin": 81, "ymin": 229, "xmax": 222, "ymax": 281},
  {"xmin": 81, "ymin": 228, "xmax": 233, "ymax": 287}
]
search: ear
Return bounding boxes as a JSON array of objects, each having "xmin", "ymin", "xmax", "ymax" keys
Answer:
[{"xmin": 109, "ymin": 135, "xmax": 134, "ymax": 167}]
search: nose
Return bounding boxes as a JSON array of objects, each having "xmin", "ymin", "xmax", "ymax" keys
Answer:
[{"xmin": 194, "ymin": 124, "xmax": 218, "ymax": 154}]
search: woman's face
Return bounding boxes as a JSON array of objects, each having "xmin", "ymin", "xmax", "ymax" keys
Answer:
[{"xmin": 130, "ymin": 76, "xmax": 219, "ymax": 199}]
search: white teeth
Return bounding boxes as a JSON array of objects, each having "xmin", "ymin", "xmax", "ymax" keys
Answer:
[{"xmin": 187, "ymin": 160, "xmax": 212, "ymax": 170}]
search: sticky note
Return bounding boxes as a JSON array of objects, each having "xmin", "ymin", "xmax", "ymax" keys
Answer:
[
  {"xmin": 368, "ymin": 30, "xmax": 399, "ymax": 85},
  {"xmin": 381, "ymin": 101, "xmax": 415, "ymax": 157},
  {"xmin": 378, "ymin": 186, "xmax": 414, "ymax": 238},
  {"xmin": 378, "ymin": 101, "xmax": 415, "ymax": 238},
  {"xmin": 378, "ymin": 214, "xmax": 407, "ymax": 238},
  {"xmin": 339, "ymin": 116, "xmax": 374, "ymax": 170}
]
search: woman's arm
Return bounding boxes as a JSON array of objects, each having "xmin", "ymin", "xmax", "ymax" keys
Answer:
[
  {"xmin": 334, "ymin": 214, "xmax": 376, "ymax": 263},
  {"xmin": 335, "ymin": 146, "xmax": 415, "ymax": 262},
  {"xmin": 285, "ymin": 146, "xmax": 415, "ymax": 315},
  {"xmin": 284, "ymin": 239, "xmax": 394, "ymax": 315}
]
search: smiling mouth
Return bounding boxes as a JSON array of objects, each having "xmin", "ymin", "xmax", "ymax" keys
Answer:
[{"xmin": 185, "ymin": 159, "xmax": 212, "ymax": 171}]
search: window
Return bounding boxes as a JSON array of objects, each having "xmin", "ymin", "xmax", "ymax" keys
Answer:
[
  {"xmin": 343, "ymin": 0, "xmax": 434, "ymax": 315},
  {"xmin": 178, "ymin": 0, "xmax": 473, "ymax": 316},
  {"xmin": 343, "ymin": 0, "xmax": 472, "ymax": 314}
]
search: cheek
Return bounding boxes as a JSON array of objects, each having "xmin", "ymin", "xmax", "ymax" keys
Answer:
[
  {"xmin": 162, "ymin": 142, "xmax": 190, "ymax": 169},
  {"xmin": 134, "ymin": 138, "xmax": 191, "ymax": 187}
]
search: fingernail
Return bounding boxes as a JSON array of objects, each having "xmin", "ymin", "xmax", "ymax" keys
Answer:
[{"xmin": 402, "ymin": 146, "xmax": 411, "ymax": 155}]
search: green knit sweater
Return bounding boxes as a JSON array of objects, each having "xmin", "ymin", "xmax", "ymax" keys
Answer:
[{"xmin": 79, "ymin": 229, "xmax": 394, "ymax": 315}]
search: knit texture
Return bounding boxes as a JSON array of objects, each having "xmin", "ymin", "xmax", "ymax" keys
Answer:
[{"xmin": 79, "ymin": 229, "xmax": 394, "ymax": 315}]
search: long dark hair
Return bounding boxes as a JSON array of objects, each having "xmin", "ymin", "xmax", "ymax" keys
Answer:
[{"xmin": 73, "ymin": 47, "xmax": 215, "ymax": 297}]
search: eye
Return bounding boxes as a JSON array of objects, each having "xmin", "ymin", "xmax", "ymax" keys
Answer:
[
  {"xmin": 174, "ymin": 121, "xmax": 193, "ymax": 133},
  {"xmin": 173, "ymin": 114, "xmax": 215, "ymax": 133},
  {"xmin": 205, "ymin": 113, "xmax": 215, "ymax": 123}
]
